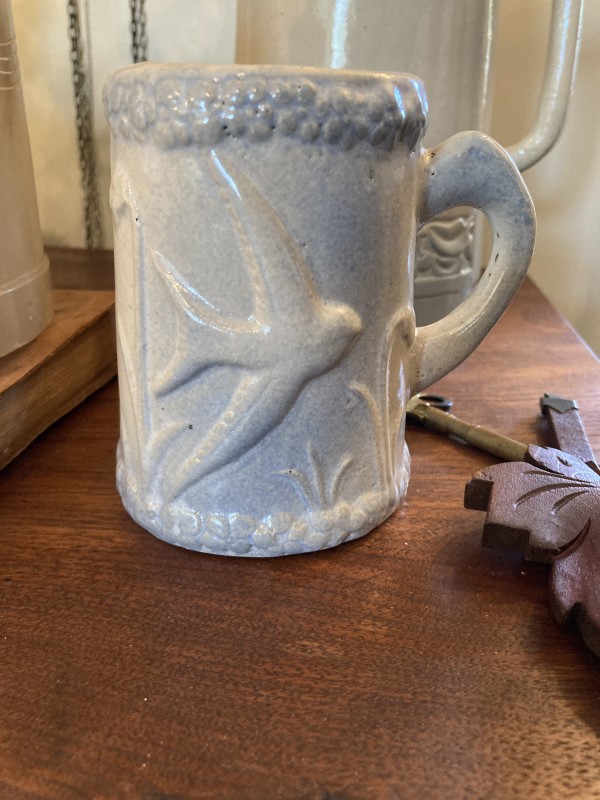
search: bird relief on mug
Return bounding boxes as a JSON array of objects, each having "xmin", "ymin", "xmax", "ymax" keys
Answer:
[{"xmin": 106, "ymin": 68, "xmax": 425, "ymax": 556}]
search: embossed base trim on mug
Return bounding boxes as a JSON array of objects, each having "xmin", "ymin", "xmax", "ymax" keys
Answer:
[{"xmin": 117, "ymin": 443, "xmax": 411, "ymax": 557}]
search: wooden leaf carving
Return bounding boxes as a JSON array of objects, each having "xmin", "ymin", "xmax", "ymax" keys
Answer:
[
  {"xmin": 465, "ymin": 444, "xmax": 600, "ymax": 654},
  {"xmin": 465, "ymin": 445, "xmax": 600, "ymax": 561}
]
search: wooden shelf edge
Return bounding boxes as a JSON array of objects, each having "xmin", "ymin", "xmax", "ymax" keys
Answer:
[{"xmin": 0, "ymin": 286, "xmax": 116, "ymax": 470}]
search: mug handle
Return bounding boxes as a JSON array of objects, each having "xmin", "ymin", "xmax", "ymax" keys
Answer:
[
  {"xmin": 410, "ymin": 131, "xmax": 536, "ymax": 394},
  {"xmin": 507, "ymin": 0, "xmax": 583, "ymax": 171}
]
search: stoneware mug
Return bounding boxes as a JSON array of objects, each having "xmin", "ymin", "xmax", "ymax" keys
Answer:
[{"xmin": 104, "ymin": 64, "xmax": 535, "ymax": 557}]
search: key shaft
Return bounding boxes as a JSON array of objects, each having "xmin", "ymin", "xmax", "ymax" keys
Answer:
[{"xmin": 407, "ymin": 398, "xmax": 528, "ymax": 462}]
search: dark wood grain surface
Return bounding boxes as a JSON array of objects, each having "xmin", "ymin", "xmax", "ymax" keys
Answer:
[{"xmin": 2, "ymin": 268, "xmax": 600, "ymax": 800}]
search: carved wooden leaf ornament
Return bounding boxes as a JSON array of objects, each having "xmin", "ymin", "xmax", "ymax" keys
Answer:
[{"xmin": 465, "ymin": 445, "xmax": 600, "ymax": 655}]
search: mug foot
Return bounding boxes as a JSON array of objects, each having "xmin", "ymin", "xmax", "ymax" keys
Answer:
[{"xmin": 116, "ymin": 444, "xmax": 411, "ymax": 558}]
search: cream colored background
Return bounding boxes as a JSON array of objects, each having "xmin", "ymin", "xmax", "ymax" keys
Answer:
[
  {"xmin": 492, "ymin": 0, "xmax": 599, "ymax": 357},
  {"xmin": 11, "ymin": 0, "xmax": 600, "ymax": 354}
]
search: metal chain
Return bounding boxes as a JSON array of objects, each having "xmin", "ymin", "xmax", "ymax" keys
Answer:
[
  {"xmin": 130, "ymin": 0, "xmax": 148, "ymax": 63},
  {"xmin": 66, "ymin": 0, "xmax": 104, "ymax": 249}
]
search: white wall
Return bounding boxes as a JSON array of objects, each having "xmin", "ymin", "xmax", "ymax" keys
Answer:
[{"xmin": 11, "ymin": 0, "xmax": 600, "ymax": 354}]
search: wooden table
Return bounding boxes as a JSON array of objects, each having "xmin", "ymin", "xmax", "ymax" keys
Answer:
[{"xmin": 2, "ymin": 276, "xmax": 600, "ymax": 800}]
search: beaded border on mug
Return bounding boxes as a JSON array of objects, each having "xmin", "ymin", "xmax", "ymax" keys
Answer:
[{"xmin": 104, "ymin": 67, "xmax": 428, "ymax": 151}]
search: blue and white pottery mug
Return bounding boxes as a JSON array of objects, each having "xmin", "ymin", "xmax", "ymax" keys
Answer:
[{"xmin": 104, "ymin": 64, "xmax": 535, "ymax": 557}]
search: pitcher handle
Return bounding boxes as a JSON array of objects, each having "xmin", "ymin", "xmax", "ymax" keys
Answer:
[
  {"xmin": 410, "ymin": 132, "xmax": 536, "ymax": 394},
  {"xmin": 507, "ymin": 0, "xmax": 583, "ymax": 171}
]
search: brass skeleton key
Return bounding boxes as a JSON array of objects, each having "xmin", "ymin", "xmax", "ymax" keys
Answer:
[{"xmin": 406, "ymin": 394, "xmax": 528, "ymax": 462}]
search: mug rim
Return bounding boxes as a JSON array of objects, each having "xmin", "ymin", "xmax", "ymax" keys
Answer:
[
  {"xmin": 104, "ymin": 63, "xmax": 429, "ymax": 152},
  {"xmin": 105, "ymin": 61, "xmax": 427, "ymax": 88}
]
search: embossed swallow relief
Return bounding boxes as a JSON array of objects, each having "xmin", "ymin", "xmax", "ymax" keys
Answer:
[{"xmin": 152, "ymin": 153, "xmax": 363, "ymax": 492}]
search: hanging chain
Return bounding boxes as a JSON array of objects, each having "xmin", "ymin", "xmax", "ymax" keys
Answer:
[
  {"xmin": 66, "ymin": 0, "xmax": 104, "ymax": 249},
  {"xmin": 66, "ymin": 0, "xmax": 147, "ymax": 247},
  {"xmin": 130, "ymin": 0, "xmax": 148, "ymax": 63}
]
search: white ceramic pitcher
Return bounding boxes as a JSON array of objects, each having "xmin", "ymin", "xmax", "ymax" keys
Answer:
[{"xmin": 236, "ymin": 0, "xmax": 582, "ymax": 323}]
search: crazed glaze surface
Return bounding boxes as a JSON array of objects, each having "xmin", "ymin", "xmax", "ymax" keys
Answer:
[{"xmin": 105, "ymin": 64, "xmax": 535, "ymax": 557}]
